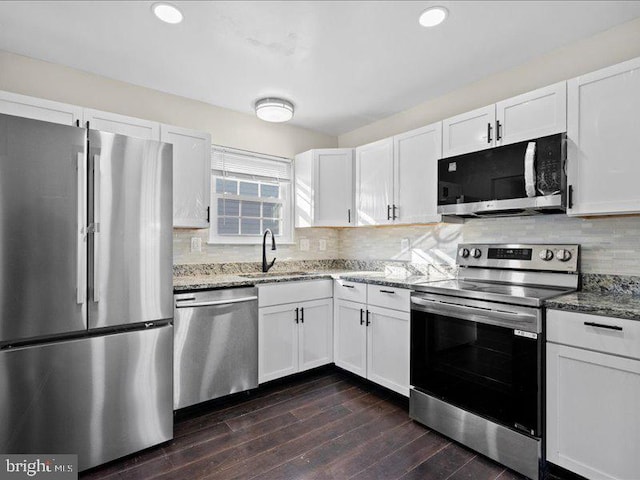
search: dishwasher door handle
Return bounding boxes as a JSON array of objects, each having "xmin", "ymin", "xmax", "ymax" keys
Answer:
[{"xmin": 175, "ymin": 296, "xmax": 258, "ymax": 308}]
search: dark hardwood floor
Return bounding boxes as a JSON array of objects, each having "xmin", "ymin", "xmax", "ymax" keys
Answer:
[{"xmin": 80, "ymin": 367, "xmax": 528, "ymax": 480}]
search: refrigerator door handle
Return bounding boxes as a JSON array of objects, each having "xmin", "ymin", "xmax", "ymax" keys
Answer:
[
  {"xmin": 77, "ymin": 152, "xmax": 87, "ymax": 304},
  {"xmin": 93, "ymin": 154, "xmax": 101, "ymax": 303}
]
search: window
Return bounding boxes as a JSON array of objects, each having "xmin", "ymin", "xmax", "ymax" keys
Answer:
[{"xmin": 209, "ymin": 146, "xmax": 293, "ymax": 244}]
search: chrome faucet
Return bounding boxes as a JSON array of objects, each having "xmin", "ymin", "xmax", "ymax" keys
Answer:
[{"xmin": 262, "ymin": 228, "xmax": 277, "ymax": 272}]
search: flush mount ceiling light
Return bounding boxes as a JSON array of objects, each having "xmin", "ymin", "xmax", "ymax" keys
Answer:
[
  {"xmin": 419, "ymin": 6, "xmax": 448, "ymax": 27},
  {"xmin": 152, "ymin": 2, "xmax": 183, "ymax": 24},
  {"xmin": 255, "ymin": 98, "xmax": 294, "ymax": 123}
]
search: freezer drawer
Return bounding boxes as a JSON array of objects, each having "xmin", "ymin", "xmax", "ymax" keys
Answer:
[
  {"xmin": 0, "ymin": 325, "xmax": 173, "ymax": 471},
  {"xmin": 174, "ymin": 288, "xmax": 258, "ymax": 409}
]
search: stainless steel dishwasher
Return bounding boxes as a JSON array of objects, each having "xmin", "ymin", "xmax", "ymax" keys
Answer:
[{"xmin": 173, "ymin": 287, "xmax": 258, "ymax": 410}]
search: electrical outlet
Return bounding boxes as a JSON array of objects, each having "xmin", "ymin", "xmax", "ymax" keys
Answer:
[
  {"xmin": 401, "ymin": 238, "xmax": 410, "ymax": 251},
  {"xmin": 319, "ymin": 239, "xmax": 327, "ymax": 251},
  {"xmin": 299, "ymin": 238, "xmax": 309, "ymax": 251},
  {"xmin": 190, "ymin": 237, "xmax": 202, "ymax": 252}
]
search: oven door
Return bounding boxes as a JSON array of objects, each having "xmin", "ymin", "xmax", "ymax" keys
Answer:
[{"xmin": 410, "ymin": 294, "xmax": 542, "ymax": 437}]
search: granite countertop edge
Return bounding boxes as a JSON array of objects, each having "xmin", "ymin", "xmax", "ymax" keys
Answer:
[
  {"xmin": 173, "ymin": 270, "xmax": 440, "ymax": 292},
  {"xmin": 545, "ymin": 291, "xmax": 640, "ymax": 321}
]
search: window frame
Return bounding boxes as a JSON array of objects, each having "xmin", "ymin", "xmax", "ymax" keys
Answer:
[{"xmin": 208, "ymin": 147, "xmax": 294, "ymax": 245}]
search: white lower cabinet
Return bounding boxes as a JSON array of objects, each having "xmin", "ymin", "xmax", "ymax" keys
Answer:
[
  {"xmin": 546, "ymin": 310, "xmax": 640, "ymax": 479},
  {"xmin": 258, "ymin": 281, "xmax": 333, "ymax": 384},
  {"xmin": 366, "ymin": 305, "xmax": 410, "ymax": 396},
  {"xmin": 334, "ymin": 299, "xmax": 367, "ymax": 377},
  {"xmin": 334, "ymin": 283, "xmax": 410, "ymax": 397}
]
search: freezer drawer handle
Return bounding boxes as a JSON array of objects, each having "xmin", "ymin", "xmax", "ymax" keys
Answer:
[{"xmin": 175, "ymin": 296, "xmax": 258, "ymax": 308}]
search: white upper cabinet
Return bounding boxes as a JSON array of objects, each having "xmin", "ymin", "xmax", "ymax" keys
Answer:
[
  {"xmin": 161, "ymin": 124, "xmax": 211, "ymax": 228},
  {"xmin": 355, "ymin": 138, "xmax": 394, "ymax": 226},
  {"xmin": 294, "ymin": 148, "xmax": 354, "ymax": 228},
  {"xmin": 393, "ymin": 123, "xmax": 442, "ymax": 224},
  {"xmin": 0, "ymin": 90, "xmax": 82, "ymax": 126},
  {"xmin": 442, "ymin": 83, "xmax": 567, "ymax": 158},
  {"xmin": 84, "ymin": 108, "xmax": 160, "ymax": 140},
  {"xmin": 567, "ymin": 56, "xmax": 640, "ymax": 216},
  {"xmin": 442, "ymin": 105, "xmax": 496, "ymax": 158},
  {"xmin": 495, "ymin": 82, "xmax": 566, "ymax": 147}
]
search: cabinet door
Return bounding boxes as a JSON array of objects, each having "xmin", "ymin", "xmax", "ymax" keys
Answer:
[
  {"xmin": 546, "ymin": 343, "xmax": 640, "ymax": 479},
  {"xmin": 294, "ymin": 150, "xmax": 314, "ymax": 228},
  {"xmin": 355, "ymin": 138, "xmax": 394, "ymax": 226},
  {"xmin": 0, "ymin": 90, "xmax": 82, "ymax": 126},
  {"xmin": 161, "ymin": 124, "xmax": 211, "ymax": 228},
  {"xmin": 442, "ymin": 105, "xmax": 496, "ymax": 158},
  {"xmin": 298, "ymin": 298, "xmax": 333, "ymax": 372},
  {"xmin": 84, "ymin": 108, "xmax": 159, "ymax": 140},
  {"xmin": 314, "ymin": 149, "xmax": 354, "ymax": 227},
  {"xmin": 393, "ymin": 123, "xmax": 442, "ymax": 224},
  {"xmin": 258, "ymin": 304, "xmax": 299, "ymax": 383},
  {"xmin": 334, "ymin": 299, "xmax": 367, "ymax": 377},
  {"xmin": 567, "ymin": 57, "xmax": 640, "ymax": 216},
  {"xmin": 366, "ymin": 306, "xmax": 410, "ymax": 396},
  {"xmin": 495, "ymin": 82, "xmax": 566, "ymax": 147}
]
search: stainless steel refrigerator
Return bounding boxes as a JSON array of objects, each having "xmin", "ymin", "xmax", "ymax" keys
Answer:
[{"xmin": 0, "ymin": 113, "xmax": 174, "ymax": 471}]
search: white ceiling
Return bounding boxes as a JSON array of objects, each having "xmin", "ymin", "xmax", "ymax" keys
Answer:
[{"xmin": 1, "ymin": 1, "xmax": 640, "ymax": 135}]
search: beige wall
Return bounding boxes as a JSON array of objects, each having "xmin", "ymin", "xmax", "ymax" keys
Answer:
[
  {"xmin": 0, "ymin": 50, "xmax": 336, "ymax": 159},
  {"xmin": 338, "ymin": 17, "xmax": 640, "ymax": 147}
]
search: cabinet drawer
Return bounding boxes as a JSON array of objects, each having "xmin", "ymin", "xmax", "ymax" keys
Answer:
[
  {"xmin": 547, "ymin": 309, "xmax": 640, "ymax": 360},
  {"xmin": 334, "ymin": 280, "xmax": 367, "ymax": 303},
  {"xmin": 258, "ymin": 280, "xmax": 332, "ymax": 308},
  {"xmin": 367, "ymin": 285, "xmax": 411, "ymax": 312}
]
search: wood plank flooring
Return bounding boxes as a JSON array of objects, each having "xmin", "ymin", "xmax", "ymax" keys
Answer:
[{"xmin": 79, "ymin": 367, "xmax": 528, "ymax": 480}]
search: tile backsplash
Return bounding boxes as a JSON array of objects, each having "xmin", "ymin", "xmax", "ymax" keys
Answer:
[
  {"xmin": 174, "ymin": 227, "xmax": 340, "ymax": 264},
  {"xmin": 339, "ymin": 214, "xmax": 640, "ymax": 276},
  {"xmin": 175, "ymin": 214, "xmax": 640, "ymax": 277}
]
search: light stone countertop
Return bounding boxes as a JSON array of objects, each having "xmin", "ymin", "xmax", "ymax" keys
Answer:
[
  {"xmin": 173, "ymin": 269, "xmax": 450, "ymax": 292},
  {"xmin": 545, "ymin": 291, "xmax": 640, "ymax": 321}
]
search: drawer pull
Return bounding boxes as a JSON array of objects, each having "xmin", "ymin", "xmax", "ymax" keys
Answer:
[
  {"xmin": 584, "ymin": 321, "xmax": 623, "ymax": 331},
  {"xmin": 342, "ymin": 284, "xmax": 355, "ymax": 289},
  {"xmin": 380, "ymin": 289, "xmax": 395, "ymax": 294}
]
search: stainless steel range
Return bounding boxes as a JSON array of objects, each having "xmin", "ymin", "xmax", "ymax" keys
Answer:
[{"xmin": 409, "ymin": 244, "xmax": 579, "ymax": 480}]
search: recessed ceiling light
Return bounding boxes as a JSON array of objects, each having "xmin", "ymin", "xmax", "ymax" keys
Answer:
[
  {"xmin": 255, "ymin": 98, "xmax": 294, "ymax": 123},
  {"xmin": 153, "ymin": 3, "xmax": 183, "ymax": 24},
  {"xmin": 419, "ymin": 6, "xmax": 448, "ymax": 28}
]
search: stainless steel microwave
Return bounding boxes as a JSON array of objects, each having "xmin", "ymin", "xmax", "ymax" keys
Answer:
[{"xmin": 437, "ymin": 133, "xmax": 566, "ymax": 217}]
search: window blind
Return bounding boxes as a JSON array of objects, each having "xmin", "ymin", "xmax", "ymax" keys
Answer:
[{"xmin": 211, "ymin": 146, "xmax": 291, "ymax": 181}]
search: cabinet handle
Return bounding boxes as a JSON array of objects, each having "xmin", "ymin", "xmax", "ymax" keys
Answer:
[
  {"xmin": 387, "ymin": 205, "xmax": 391, "ymax": 220},
  {"xmin": 342, "ymin": 284, "xmax": 355, "ymax": 289},
  {"xmin": 348, "ymin": 208, "xmax": 351, "ymax": 223},
  {"xmin": 366, "ymin": 310, "xmax": 370, "ymax": 326},
  {"xmin": 567, "ymin": 185, "xmax": 573, "ymax": 209},
  {"xmin": 206, "ymin": 206, "xmax": 210, "ymax": 223},
  {"xmin": 380, "ymin": 289, "xmax": 395, "ymax": 294},
  {"xmin": 584, "ymin": 321, "xmax": 622, "ymax": 331},
  {"xmin": 295, "ymin": 307, "xmax": 299, "ymax": 324},
  {"xmin": 300, "ymin": 307, "xmax": 304, "ymax": 323},
  {"xmin": 496, "ymin": 120, "xmax": 502, "ymax": 141},
  {"xmin": 360, "ymin": 308, "xmax": 364, "ymax": 325},
  {"xmin": 487, "ymin": 122, "xmax": 492, "ymax": 144},
  {"xmin": 392, "ymin": 204, "xmax": 398, "ymax": 220}
]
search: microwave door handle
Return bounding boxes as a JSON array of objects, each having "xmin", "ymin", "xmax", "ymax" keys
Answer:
[
  {"xmin": 411, "ymin": 297, "xmax": 537, "ymax": 326},
  {"xmin": 524, "ymin": 142, "xmax": 536, "ymax": 198}
]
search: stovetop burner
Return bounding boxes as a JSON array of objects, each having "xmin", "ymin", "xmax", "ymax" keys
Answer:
[{"xmin": 412, "ymin": 243, "xmax": 580, "ymax": 307}]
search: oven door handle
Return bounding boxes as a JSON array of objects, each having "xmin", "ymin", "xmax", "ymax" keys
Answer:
[{"xmin": 411, "ymin": 297, "xmax": 538, "ymax": 329}]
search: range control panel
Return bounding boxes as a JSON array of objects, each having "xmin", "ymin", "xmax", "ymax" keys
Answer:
[{"xmin": 456, "ymin": 244, "xmax": 579, "ymax": 272}]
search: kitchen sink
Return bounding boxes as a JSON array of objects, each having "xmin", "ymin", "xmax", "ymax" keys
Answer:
[{"xmin": 238, "ymin": 271, "xmax": 317, "ymax": 279}]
